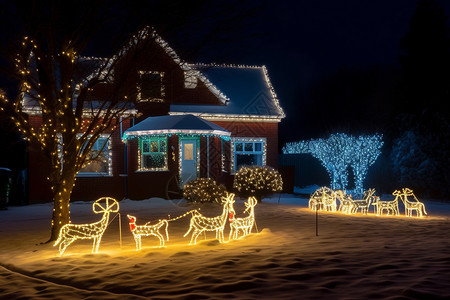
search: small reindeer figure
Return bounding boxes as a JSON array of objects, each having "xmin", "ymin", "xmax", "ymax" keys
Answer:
[
  {"xmin": 352, "ymin": 188, "xmax": 377, "ymax": 215},
  {"xmin": 127, "ymin": 215, "xmax": 169, "ymax": 250},
  {"xmin": 229, "ymin": 196, "xmax": 257, "ymax": 240},
  {"xmin": 184, "ymin": 192, "xmax": 235, "ymax": 245},
  {"xmin": 54, "ymin": 197, "xmax": 119, "ymax": 256},
  {"xmin": 399, "ymin": 188, "xmax": 427, "ymax": 218},
  {"xmin": 373, "ymin": 192, "xmax": 400, "ymax": 216}
]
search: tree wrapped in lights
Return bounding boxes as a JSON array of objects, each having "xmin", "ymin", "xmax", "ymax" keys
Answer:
[
  {"xmin": 0, "ymin": 6, "xmax": 159, "ymax": 241},
  {"xmin": 349, "ymin": 135, "xmax": 383, "ymax": 194},
  {"xmin": 183, "ymin": 178, "xmax": 227, "ymax": 204},
  {"xmin": 233, "ymin": 166, "xmax": 283, "ymax": 202},
  {"xmin": 283, "ymin": 133, "xmax": 383, "ymax": 193}
]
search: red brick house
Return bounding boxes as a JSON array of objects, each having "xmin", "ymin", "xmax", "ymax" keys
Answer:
[{"xmin": 24, "ymin": 27, "xmax": 285, "ymax": 203}]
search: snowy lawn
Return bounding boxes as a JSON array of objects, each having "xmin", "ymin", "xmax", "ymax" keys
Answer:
[{"xmin": 0, "ymin": 195, "xmax": 449, "ymax": 299}]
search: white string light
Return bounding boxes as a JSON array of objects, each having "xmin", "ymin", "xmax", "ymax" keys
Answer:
[
  {"xmin": 53, "ymin": 197, "xmax": 119, "ymax": 256},
  {"xmin": 229, "ymin": 197, "xmax": 257, "ymax": 240},
  {"xmin": 184, "ymin": 193, "xmax": 235, "ymax": 245},
  {"xmin": 127, "ymin": 215, "xmax": 169, "ymax": 250}
]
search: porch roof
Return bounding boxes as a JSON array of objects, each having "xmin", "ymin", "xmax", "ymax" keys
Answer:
[{"xmin": 123, "ymin": 114, "xmax": 231, "ymax": 140}]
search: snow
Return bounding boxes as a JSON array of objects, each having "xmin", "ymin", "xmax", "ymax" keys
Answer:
[{"xmin": 1, "ymin": 195, "xmax": 450, "ymax": 299}]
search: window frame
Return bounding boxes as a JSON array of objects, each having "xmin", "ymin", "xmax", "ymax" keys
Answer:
[
  {"xmin": 231, "ymin": 137, "xmax": 266, "ymax": 174},
  {"xmin": 77, "ymin": 135, "xmax": 112, "ymax": 177},
  {"xmin": 137, "ymin": 70, "xmax": 165, "ymax": 103},
  {"xmin": 138, "ymin": 136, "xmax": 169, "ymax": 171}
]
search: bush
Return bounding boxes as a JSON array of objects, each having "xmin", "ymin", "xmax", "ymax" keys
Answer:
[
  {"xmin": 233, "ymin": 166, "xmax": 283, "ymax": 202},
  {"xmin": 183, "ymin": 178, "xmax": 227, "ymax": 203}
]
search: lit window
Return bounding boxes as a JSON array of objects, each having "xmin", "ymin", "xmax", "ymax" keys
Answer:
[
  {"xmin": 137, "ymin": 71, "xmax": 165, "ymax": 102},
  {"xmin": 232, "ymin": 138, "xmax": 266, "ymax": 173},
  {"xmin": 79, "ymin": 137, "xmax": 111, "ymax": 175},
  {"xmin": 139, "ymin": 137, "xmax": 168, "ymax": 170}
]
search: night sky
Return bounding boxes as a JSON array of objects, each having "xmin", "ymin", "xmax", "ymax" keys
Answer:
[{"xmin": 1, "ymin": 0, "xmax": 450, "ymax": 144}]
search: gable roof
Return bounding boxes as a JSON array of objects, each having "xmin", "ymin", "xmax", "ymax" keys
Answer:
[{"xmin": 170, "ymin": 64, "xmax": 285, "ymax": 122}]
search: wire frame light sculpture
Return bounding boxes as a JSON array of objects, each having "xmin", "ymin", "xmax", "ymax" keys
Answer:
[
  {"xmin": 54, "ymin": 197, "xmax": 119, "ymax": 256},
  {"xmin": 309, "ymin": 187, "xmax": 337, "ymax": 212},
  {"xmin": 397, "ymin": 188, "xmax": 427, "ymax": 217},
  {"xmin": 127, "ymin": 215, "xmax": 169, "ymax": 250},
  {"xmin": 229, "ymin": 197, "xmax": 258, "ymax": 240}
]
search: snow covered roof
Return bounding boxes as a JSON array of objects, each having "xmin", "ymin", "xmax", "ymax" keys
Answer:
[
  {"xmin": 170, "ymin": 64, "xmax": 285, "ymax": 122},
  {"xmin": 123, "ymin": 114, "xmax": 231, "ymax": 139}
]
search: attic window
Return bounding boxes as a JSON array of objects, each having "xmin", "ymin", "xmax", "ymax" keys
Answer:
[
  {"xmin": 184, "ymin": 70, "xmax": 198, "ymax": 89},
  {"xmin": 137, "ymin": 71, "xmax": 165, "ymax": 102}
]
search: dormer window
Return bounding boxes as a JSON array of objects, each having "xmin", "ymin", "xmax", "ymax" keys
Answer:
[{"xmin": 137, "ymin": 71, "xmax": 165, "ymax": 102}]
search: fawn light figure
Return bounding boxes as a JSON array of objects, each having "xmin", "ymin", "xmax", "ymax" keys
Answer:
[
  {"xmin": 54, "ymin": 197, "xmax": 119, "ymax": 256},
  {"xmin": 229, "ymin": 196, "xmax": 258, "ymax": 240},
  {"xmin": 399, "ymin": 188, "xmax": 427, "ymax": 218},
  {"xmin": 184, "ymin": 192, "xmax": 235, "ymax": 245},
  {"xmin": 372, "ymin": 192, "xmax": 400, "ymax": 216},
  {"xmin": 352, "ymin": 188, "xmax": 377, "ymax": 215},
  {"xmin": 127, "ymin": 215, "xmax": 169, "ymax": 250}
]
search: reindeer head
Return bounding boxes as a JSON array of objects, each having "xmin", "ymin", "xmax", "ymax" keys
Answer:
[{"xmin": 244, "ymin": 197, "xmax": 258, "ymax": 214}]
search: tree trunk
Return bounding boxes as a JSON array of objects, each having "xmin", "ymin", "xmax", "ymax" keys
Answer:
[{"xmin": 48, "ymin": 175, "xmax": 76, "ymax": 242}]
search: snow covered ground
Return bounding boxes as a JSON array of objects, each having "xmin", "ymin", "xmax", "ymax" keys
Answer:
[{"xmin": 1, "ymin": 193, "xmax": 449, "ymax": 299}]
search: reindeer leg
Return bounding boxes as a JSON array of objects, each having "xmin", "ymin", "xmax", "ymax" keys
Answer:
[
  {"xmin": 155, "ymin": 232, "xmax": 165, "ymax": 247},
  {"xmin": 190, "ymin": 230, "xmax": 201, "ymax": 245},
  {"xmin": 59, "ymin": 238, "xmax": 75, "ymax": 256}
]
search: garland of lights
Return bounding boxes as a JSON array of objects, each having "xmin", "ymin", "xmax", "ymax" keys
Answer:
[
  {"xmin": 229, "ymin": 197, "xmax": 257, "ymax": 240},
  {"xmin": 184, "ymin": 192, "xmax": 235, "ymax": 245},
  {"xmin": 53, "ymin": 197, "xmax": 119, "ymax": 255},
  {"xmin": 396, "ymin": 188, "xmax": 427, "ymax": 218},
  {"xmin": 283, "ymin": 134, "xmax": 383, "ymax": 192},
  {"xmin": 127, "ymin": 215, "xmax": 169, "ymax": 250}
]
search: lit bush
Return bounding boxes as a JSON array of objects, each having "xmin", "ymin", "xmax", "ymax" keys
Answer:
[
  {"xmin": 183, "ymin": 178, "xmax": 227, "ymax": 204},
  {"xmin": 233, "ymin": 166, "xmax": 283, "ymax": 202}
]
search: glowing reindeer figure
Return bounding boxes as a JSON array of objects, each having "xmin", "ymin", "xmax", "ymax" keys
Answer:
[
  {"xmin": 184, "ymin": 193, "xmax": 235, "ymax": 245},
  {"xmin": 352, "ymin": 188, "xmax": 377, "ymax": 215},
  {"xmin": 127, "ymin": 215, "xmax": 169, "ymax": 250},
  {"xmin": 399, "ymin": 188, "xmax": 427, "ymax": 218},
  {"xmin": 229, "ymin": 197, "xmax": 258, "ymax": 240},
  {"xmin": 372, "ymin": 192, "xmax": 400, "ymax": 216},
  {"xmin": 54, "ymin": 197, "xmax": 119, "ymax": 256}
]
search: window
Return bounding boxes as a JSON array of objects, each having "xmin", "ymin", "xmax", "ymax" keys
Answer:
[
  {"xmin": 139, "ymin": 137, "xmax": 168, "ymax": 170},
  {"xmin": 137, "ymin": 71, "xmax": 165, "ymax": 102},
  {"xmin": 79, "ymin": 137, "xmax": 111, "ymax": 175},
  {"xmin": 232, "ymin": 138, "xmax": 266, "ymax": 173}
]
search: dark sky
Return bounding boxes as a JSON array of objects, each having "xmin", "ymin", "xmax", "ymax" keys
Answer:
[{"xmin": 2, "ymin": 0, "xmax": 450, "ymax": 144}]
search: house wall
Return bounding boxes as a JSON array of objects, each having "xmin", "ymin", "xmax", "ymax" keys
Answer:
[{"xmin": 27, "ymin": 116, "xmax": 131, "ymax": 203}]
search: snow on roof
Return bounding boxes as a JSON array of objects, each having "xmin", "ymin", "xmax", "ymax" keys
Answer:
[
  {"xmin": 123, "ymin": 114, "xmax": 230, "ymax": 139},
  {"xmin": 170, "ymin": 64, "xmax": 285, "ymax": 122}
]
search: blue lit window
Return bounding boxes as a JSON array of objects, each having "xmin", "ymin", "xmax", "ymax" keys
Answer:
[{"xmin": 79, "ymin": 137, "xmax": 111, "ymax": 175}]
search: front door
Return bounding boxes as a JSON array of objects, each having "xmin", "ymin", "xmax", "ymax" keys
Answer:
[{"xmin": 181, "ymin": 139, "xmax": 197, "ymax": 186}]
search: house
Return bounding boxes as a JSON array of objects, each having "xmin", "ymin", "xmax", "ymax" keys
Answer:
[{"xmin": 24, "ymin": 27, "xmax": 285, "ymax": 203}]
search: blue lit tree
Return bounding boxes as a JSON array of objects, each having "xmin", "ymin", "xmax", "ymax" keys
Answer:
[
  {"xmin": 349, "ymin": 134, "xmax": 383, "ymax": 194},
  {"xmin": 283, "ymin": 133, "xmax": 383, "ymax": 193}
]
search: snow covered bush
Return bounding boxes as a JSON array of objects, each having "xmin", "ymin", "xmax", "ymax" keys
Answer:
[
  {"xmin": 233, "ymin": 166, "xmax": 283, "ymax": 202},
  {"xmin": 183, "ymin": 178, "xmax": 227, "ymax": 203}
]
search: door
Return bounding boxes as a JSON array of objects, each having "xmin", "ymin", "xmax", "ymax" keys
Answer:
[{"xmin": 181, "ymin": 139, "xmax": 197, "ymax": 186}]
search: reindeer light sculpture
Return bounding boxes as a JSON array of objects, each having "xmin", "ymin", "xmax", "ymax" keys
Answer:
[
  {"xmin": 54, "ymin": 197, "xmax": 119, "ymax": 256},
  {"xmin": 372, "ymin": 192, "xmax": 400, "ymax": 216},
  {"xmin": 352, "ymin": 188, "xmax": 377, "ymax": 215},
  {"xmin": 399, "ymin": 188, "xmax": 427, "ymax": 218},
  {"xmin": 335, "ymin": 190, "xmax": 355, "ymax": 214},
  {"xmin": 309, "ymin": 187, "xmax": 336, "ymax": 212},
  {"xmin": 184, "ymin": 192, "xmax": 235, "ymax": 245},
  {"xmin": 127, "ymin": 215, "xmax": 169, "ymax": 250},
  {"xmin": 229, "ymin": 197, "xmax": 257, "ymax": 240}
]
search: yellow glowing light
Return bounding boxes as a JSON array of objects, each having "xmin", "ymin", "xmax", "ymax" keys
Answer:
[
  {"xmin": 127, "ymin": 215, "xmax": 169, "ymax": 250},
  {"xmin": 335, "ymin": 190, "xmax": 355, "ymax": 214},
  {"xmin": 184, "ymin": 193, "xmax": 236, "ymax": 245},
  {"xmin": 309, "ymin": 187, "xmax": 336, "ymax": 212},
  {"xmin": 352, "ymin": 188, "xmax": 377, "ymax": 215},
  {"xmin": 229, "ymin": 197, "xmax": 257, "ymax": 240},
  {"xmin": 397, "ymin": 188, "xmax": 427, "ymax": 218},
  {"xmin": 53, "ymin": 197, "xmax": 119, "ymax": 256},
  {"xmin": 372, "ymin": 193, "xmax": 400, "ymax": 216}
]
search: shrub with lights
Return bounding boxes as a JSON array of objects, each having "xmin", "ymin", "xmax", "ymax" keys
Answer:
[
  {"xmin": 233, "ymin": 166, "xmax": 283, "ymax": 202},
  {"xmin": 183, "ymin": 178, "xmax": 227, "ymax": 203}
]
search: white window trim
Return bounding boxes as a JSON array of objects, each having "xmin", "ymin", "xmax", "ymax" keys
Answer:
[
  {"xmin": 137, "ymin": 70, "xmax": 165, "ymax": 103},
  {"xmin": 77, "ymin": 134, "xmax": 113, "ymax": 177},
  {"xmin": 231, "ymin": 137, "xmax": 267, "ymax": 174},
  {"xmin": 138, "ymin": 137, "xmax": 169, "ymax": 172}
]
